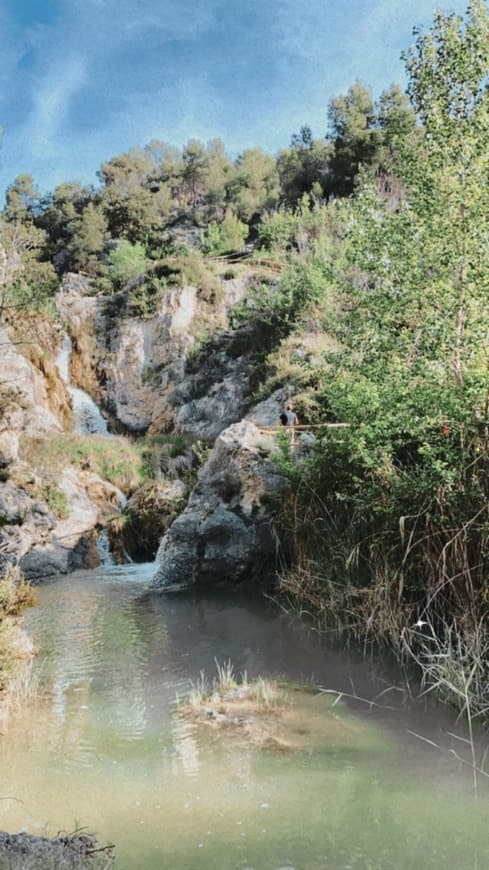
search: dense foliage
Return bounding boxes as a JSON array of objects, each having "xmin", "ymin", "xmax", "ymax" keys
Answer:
[{"xmin": 259, "ymin": 3, "xmax": 488, "ymax": 720}]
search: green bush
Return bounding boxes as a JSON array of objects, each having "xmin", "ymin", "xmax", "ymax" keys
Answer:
[
  {"xmin": 108, "ymin": 239, "xmax": 148, "ymax": 287},
  {"xmin": 201, "ymin": 209, "xmax": 248, "ymax": 255}
]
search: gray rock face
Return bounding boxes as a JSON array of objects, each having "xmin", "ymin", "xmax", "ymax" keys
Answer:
[
  {"xmin": 151, "ymin": 421, "xmax": 288, "ymax": 591},
  {"xmin": 58, "ymin": 274, "xmax": 256, "ymax": 438},
  {"xmin": 0, "ymin": 327, "xmax": 64, "ymax": 442},
  {"xmin": 0, "ymin": 469, "xmax": 125, "ymax": 581},
  {"xmin": 248, "ymin": 388, "xmax": 292, "ymax": 426}
]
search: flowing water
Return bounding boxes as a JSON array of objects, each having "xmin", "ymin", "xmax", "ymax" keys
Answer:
[
  {"xmin": 55, "ymin": 335, "xmax": 109, "ymax": 436},
  {"xmin": 0, "ymin": 564, "xmax": 488, "ymax": 869}
]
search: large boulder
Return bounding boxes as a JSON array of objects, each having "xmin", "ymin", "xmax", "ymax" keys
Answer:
[{"xmin": 151, "ymin": 421, "xmax": 289, "ymax": 591}]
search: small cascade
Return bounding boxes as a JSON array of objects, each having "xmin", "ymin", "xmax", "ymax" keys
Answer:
[
  {"xmin": 96, "ymin": 529, "xmax": 115, "ymax": 567},
  {"xmin": 56, "ymin": 335, "xmax": 109, "ymax": 435}
]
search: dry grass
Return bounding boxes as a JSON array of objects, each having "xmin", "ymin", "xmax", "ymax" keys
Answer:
[
  {"xmin": 19, "ymin": 433, "xmax": 145, "ymax": 494},
  {"xmin": 0, "ymin": 566, "xmax": 37, "ymax": 698},
  {"xmin": 184, "ymin": 660, "xmax": 283, "ymax": 712}
]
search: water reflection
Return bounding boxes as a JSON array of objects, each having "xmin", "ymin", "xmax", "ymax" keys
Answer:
[{"xmin": 0, "ymin": 563, "xmax": 487, "ymax": 870}]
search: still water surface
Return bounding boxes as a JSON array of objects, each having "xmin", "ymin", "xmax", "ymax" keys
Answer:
[{"xmin": 0, "ymin": 564, "xmax": 488, "ymax": 869}]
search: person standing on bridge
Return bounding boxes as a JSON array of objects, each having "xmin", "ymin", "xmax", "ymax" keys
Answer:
[{"xmin": 280, "ymin": 404, "xmax": 299, "ymax": 427}]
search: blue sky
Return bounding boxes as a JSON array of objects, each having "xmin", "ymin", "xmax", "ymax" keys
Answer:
[{"xmin": 0, "ymin": 0, "xmax": 468, "ymax": 198}]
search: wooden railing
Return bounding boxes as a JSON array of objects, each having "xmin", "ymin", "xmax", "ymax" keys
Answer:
[{"xmin": 252, "ymin": 422, "xmax": 349, "ymax": 434}]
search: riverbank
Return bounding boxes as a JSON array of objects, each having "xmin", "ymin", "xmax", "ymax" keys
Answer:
[
  {"xmin": 0, "ymin": 567, "xmax": 36, "ymax": 701},
  {"xmin": 0, "ymin": 831, "xmax": 114, "ymax": 869}
]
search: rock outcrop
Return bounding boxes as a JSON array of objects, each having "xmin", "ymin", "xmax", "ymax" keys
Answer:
[
  {"xmin": 0, "ymin": 323, "xmax": 127, "ymax": 579},
  {"xmin": 0, "ymin": 326, "xmax": 67, "ymax": 450},
  {"xmin": 0, "ymin": 468, "xmax": 125, "ymax": 580},
  {"xmin": 0, "ymin": 830, "xmax": 113, "ymax": 868},
  {"xmin": 57, "ymin": 271, "xmax": 267, "ymax": 440},
  {"xmin": 151, "ymin": 421, "xmax": 288, "ymax": 591}
]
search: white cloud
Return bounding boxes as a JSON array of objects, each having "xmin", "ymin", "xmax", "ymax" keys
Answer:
[{"xmin": 25, "ymin": 56, "xmax": 88, "ymax": 160}]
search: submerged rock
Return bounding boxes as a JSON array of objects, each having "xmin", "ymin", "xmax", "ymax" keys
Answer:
[{"xmin": 151, "ymin": 420, "xmax": 288, "ymax": 591}]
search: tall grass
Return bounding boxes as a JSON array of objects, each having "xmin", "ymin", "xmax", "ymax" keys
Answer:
[
  {"xmin": 0, "ymin": 566, "xmax": 37, "ymax": 696},
  {"xmin": 185, "ymin": 660, "xmax": 283, "ymax": 712},
  {"xmin": 276, "ymin": 440, "xmax": 489, "ymax": 726}
]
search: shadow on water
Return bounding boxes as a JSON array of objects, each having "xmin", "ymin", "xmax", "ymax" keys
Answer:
[{"xmin": 0, "ymin": 563, "xmax": 487, "ymax": 869}]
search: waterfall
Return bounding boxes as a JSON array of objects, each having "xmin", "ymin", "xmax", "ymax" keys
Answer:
[
  {"xmin": 96, "ymin": 529, "xmax": 115, "ymax": 567},
  {"xmin": 56, "ymin": 335, "xmax": 109, "ymax": 436}
]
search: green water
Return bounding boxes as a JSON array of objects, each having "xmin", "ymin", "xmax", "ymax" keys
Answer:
[{"xmin": 0, "ymin": 564, "xmax": 487, "ymax": 869}]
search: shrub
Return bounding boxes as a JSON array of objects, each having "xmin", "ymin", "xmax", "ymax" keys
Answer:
[{"xmin": 201, "ymin": 209, "xmax": 248, "ymax": 255}]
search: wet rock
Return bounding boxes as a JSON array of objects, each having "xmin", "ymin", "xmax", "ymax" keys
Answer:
[
  {"xmin": 0, "ymin": 830, "xmax": 113, "ymax": 868},
  {"xmin": 151, "ymin": 420, "xmax": 288, "ymax": 591},
  {"xmin": 0, "ymin": 482, "xmax": 34, "ymax": 525}
]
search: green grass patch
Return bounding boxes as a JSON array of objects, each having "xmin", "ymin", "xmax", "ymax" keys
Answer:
[{"xmin": 20, "ymin": 433, "xmax": 149, "ymax": 494}]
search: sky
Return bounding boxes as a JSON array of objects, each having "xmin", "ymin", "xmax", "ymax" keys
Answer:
[{"xmin": 0, "ymin": 0, "xmax": 468, "ymax": 198}]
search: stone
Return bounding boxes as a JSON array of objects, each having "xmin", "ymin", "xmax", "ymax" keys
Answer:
[
  {"xmin": 0, "ymin": 467, "xmax": 124, "ymax": 581},
  {"xmin": 248, "ymin": 388, "xmax": 291, "ymax": 426},
  {"xmin": 151, "ymin": 420, "xmax": 288, "ymax": 591},
  {"xmin": 0, "ymin": 830, "xmax": 113, "ymax": 867},
  {"xmin": 0, "ymin": 431, "xmax": 19, "ymax": 466}
]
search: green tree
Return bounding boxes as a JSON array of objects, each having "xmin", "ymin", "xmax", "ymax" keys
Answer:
[
  {"xmin": 108, "ymin": 239, "xmax": 148, "ymax": 288},
  {"xmin": 203, "ymin": 139, "xmax": 234, "ymax": 218},
  {"xmin": 68, "ymin": 202, "xmax": 108, "ymax": 275},
  {"xmin": 228, "ymin": 148, "xmax": 280, "ymax": 221},
  {"xmin": 326, "ymin": 81, "xmax": 380, "ymax": 196},
  {"xmin": 38, "ymin": 182, "xmax": 91, "ymax": 271},
  {"xmin": 180, "ymin": 140, "xmax": 209, "ymax": 209},
  {"xmin": 0, "ymin": 220, "xmax": 57, "ymax": 316},
  {"xmin": 4, "ymin": 174, "xmax": 41, "ymax": 224},
  {"xmin": 201, "ymin": 209, "xmax": 248, "ymax": 255},
  {"xmin": 287, "ymin": 0, "xmax": 489, "ymax": 622},
  {"xmin": 278, "ymin": 127, "xmax": 332, "ymax": 205}
]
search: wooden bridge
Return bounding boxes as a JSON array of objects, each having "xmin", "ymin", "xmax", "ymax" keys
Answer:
[{"xmin": 252, "ymin": 422, "xmax": 349, "ymax": 434}]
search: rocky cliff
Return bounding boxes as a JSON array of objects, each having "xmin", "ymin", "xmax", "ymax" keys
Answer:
[
  {"xmin": 57, "ymin": 267, "xmax": 272, "ymax": 440},
  {"xmin": 1, "ymin": 259, "xmax": 294, "ymax": 586}
]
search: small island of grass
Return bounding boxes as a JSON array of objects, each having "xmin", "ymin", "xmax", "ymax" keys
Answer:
[{"xmin": 178, "ymin": 661, "xmax": 378, "ymax": 754}]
